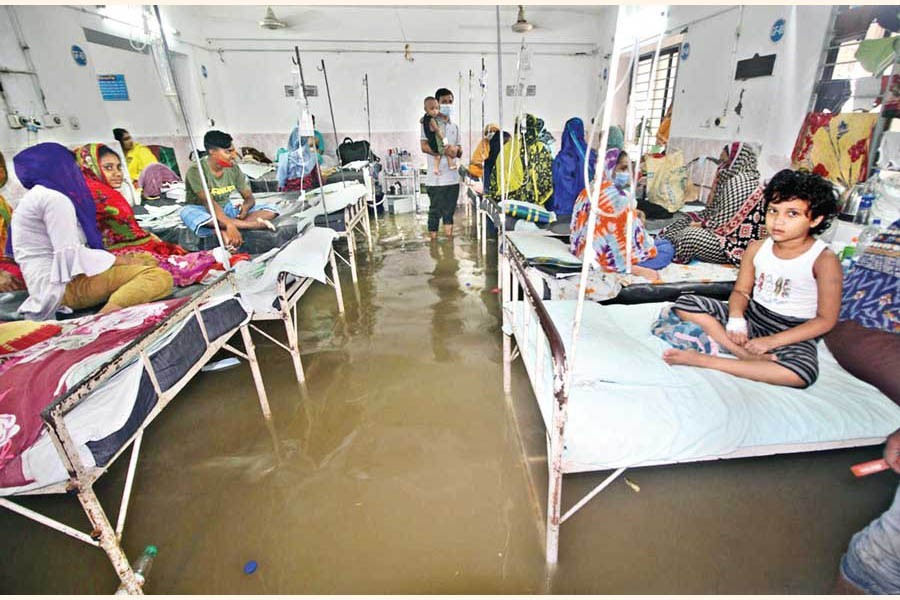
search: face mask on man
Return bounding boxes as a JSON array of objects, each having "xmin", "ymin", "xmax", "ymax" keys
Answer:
[
  {"xmin": 439, "ymin": 104, "xmax": 453, "ymax": 118},
  {"xmin": 614, "ymin": 172, "xmax": 631, "ymax": 189}
]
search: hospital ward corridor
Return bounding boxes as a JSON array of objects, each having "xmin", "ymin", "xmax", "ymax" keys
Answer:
[
  {"xmin": 0, "ymin": 210, "xmax": 894, "ymax": 594},
  {"xmin": 1, "ymin": 3, "xmax": 899, "ymax": 596}
]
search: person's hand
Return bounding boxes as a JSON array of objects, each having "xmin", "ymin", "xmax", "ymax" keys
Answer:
[
  {"xmin": 726, "ymin": 329, "xmax": 749, "ymax": 346},
  {"xmin": 636, "ymin": 209, "xmax": 647, "ymax": 222},
  {"xmin": 743, "ymin": 335, "xmax": 778, "ymax": 356},
  {"xmin": 224, "ymin": 224, "xmax": 243, "ymax": 249},
  {"xmin": 689, "ymin": 221, "xmax": 703, "ymax": 228},
  {"xmin": 884, "ymin": 428, "xmax": 900, "ymax": 474},
  {"xmin": 0, "ymin": 271, "xmax": 19, "ymax": 293}
]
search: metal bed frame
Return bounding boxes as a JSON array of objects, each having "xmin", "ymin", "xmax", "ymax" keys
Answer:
[
  {"xmin": 247, "ymin": 245, "xmax": 345, "ymax": 386},
  {"xmin": 499, "ymin": 238, "xmax": 888, "ymax": 564},
  {"xmin": 324, "ymin": 183, "xmax": 374, "ymax": 284},
  {"xmin": 0, "ymin": 275, "xmax": 274, "ymax": 594}
]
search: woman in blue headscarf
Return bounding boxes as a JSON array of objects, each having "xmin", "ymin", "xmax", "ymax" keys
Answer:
[
  {"xmin": 551, "ymin": 117, "xmax": 597, "ymax": 218},
  {"xmin": 9, "ymin": 143, "xmax": 173, "ymax": 320},
  {"xmin": 278, "ymin": 127, "xmax": 322, "ymax": 192}
]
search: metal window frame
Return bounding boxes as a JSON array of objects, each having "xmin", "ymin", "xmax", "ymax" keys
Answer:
[{"xmin": 629, "ymin": 45, "xmax": 680, "ymax": 156}]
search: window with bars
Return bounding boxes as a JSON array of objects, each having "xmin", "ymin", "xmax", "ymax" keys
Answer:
[
  {"xmin": 628, "ymin": 45, "xmax": 679, "ymax": 157},
  {"xmin": 814, "ymin": 6, "xmax": 898, "ymax": 114}
]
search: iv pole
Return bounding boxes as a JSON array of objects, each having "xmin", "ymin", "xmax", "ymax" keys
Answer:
[
  {"xmin": 293, "ymin": 46, "xmax": 330, "ymax": 228},
  {"xmin": 151, "ymin": 5, "xmax": 229, "ymax": 257},
  {"xmin": 317, "ymin": 59, "xmax": 342, "ymax": 161}
]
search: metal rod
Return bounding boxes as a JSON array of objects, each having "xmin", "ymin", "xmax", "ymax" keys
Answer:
[
  {"xmin": 468, "ymin": 69, "xmax": 474, "ymax": 164},
  {"xmin": 495, "ymin": 5, "xmax": 506, "ymax": 248},
  {"xmin": 212, "ymin": 47, "xmax": 590, "ymax": 58},
  {"xmin": 0, "ymin": 498, "xmax": 100, "ymax": 547},
  {"xmin": 319, "ymin": 59, "xmax": 341, "ymax": 157},
  {"xmin": 207, "ymin": 36, "xmax": 597, "ymax": 47},
  {"xmin": 151, "ymin": 5, "xmax": 230, "ymax": 257},
  {"xmin": 6, "ymin": 6, "xmax": 48, "ymax": 114},
  {"xmin": 115, "ymin": 431, "xmax": 144, "ymax": 541},
  {"xmin": 364, "ymin": 74, "xmax": 373, "ymax": 146},
  {"xmin": 560, "ymin": 468, "xmax": 627, "ymax": 524},
  {"xmin": 293, "ymin": 45, "xmax": 330, "ymax": 228}
]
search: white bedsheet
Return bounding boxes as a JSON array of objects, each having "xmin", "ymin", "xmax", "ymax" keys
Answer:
[
  {"xmin": 508, "ymin": 300, "xmax": 900, "ymax": 473},
  {"xmin": 233, "ymin": 226, "xmax": 337, "ymax": 314}
]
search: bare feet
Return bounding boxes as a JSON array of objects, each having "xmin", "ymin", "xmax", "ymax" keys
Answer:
[
  {"xmin": 257, "ymin": 217, "xmax": 277, "ymax": 232},
  {"xmin": 632, "ymin": 265, "xmax": 659, "ymax": 281},
  {"xmin": 662, "ymin": 348, "xmax": 705, "ymax": 367},
  {"xmin": 444, "ymin": 225, "xmax": 453, "ymax": 238},
  {"xmin": 429, "ymin": 231, "xmax": 438, "ymax": 241}
]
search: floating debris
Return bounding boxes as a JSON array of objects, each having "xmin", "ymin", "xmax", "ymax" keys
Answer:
[{"xmin": 624, "ymin": 477, "xmax": 641, "ymax": 493}]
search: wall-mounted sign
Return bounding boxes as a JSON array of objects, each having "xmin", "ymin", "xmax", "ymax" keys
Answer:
[
  {"xmin": 71, "ymin": 45, "xmax": 87, "ymax": 66},
  {"xmin": 680, "ymin": 42, "xmax": 691, "ymax": 61},
  {"xmin": 771, "ymin": 18, "xmax": 786, "ymax": 42},
  {"xmin": 201, "ymin": 65, "xmax": 208, "ymax": 78},
  {"xmin": 98, "ymin": 74, "xmax": 129, "ymax": 101}
]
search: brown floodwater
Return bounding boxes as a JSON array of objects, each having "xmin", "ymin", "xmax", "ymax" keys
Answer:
[{"xmin": 0, "ymin": 209, "xmax": 895, "ymax": 594}]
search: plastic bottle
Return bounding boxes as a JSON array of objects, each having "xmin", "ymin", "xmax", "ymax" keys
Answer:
[
  {"xmin": 856, "ymin": 219, "xmax": 883, "ymax": 256},
  {"xmin": 854, "ymin": 193, "xmax": 875, "ymax": 225},
  {"xmin": 115, "ymin": 545, "xmax": 158, "ymax": 594}
]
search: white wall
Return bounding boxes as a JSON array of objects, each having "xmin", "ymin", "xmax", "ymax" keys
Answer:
[{"xmin": 667, "ymin": 5, "xmax": 832, "ymax": 177}]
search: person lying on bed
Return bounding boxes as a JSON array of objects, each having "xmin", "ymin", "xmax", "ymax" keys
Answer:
[
  {"xmin": 570, "ymin": 148, "xmax": 674, "ymax": 281},
  {"xmin": 180, "ymin": 130, "xmax": 280, "ymax": 250},
  {"xmin": 74, "ymin": 143, "xmax": 222, "ymax": 287},
  {"xmin": 8, "ymin": 143, "xmax": 173, "ymax": 321},
  {"xmin": 662, "ymin": 169, "xmax": 842, "ymax": 388},
  {"xmin": 659, "ymin": 142, "xmax": 762, "ymax": 264}
]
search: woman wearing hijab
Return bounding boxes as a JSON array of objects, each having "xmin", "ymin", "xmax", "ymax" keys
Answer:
[
  {"xmin": 74, "ymin": 143, "xmax": 221, "ymax": 287},
  {"xmin": 468, "ymin": 123, "xmax": 500, "ymax": 180},
  {"xmin": 8, "ymin": 143, "xmax": 173, "ymax": 321},
  {"xmin": 0, "ymin": 152, "xmax": 25, "ymax": 293},
  {"xmin": 659, "ymin": 142, "xmax": 762, "ymax": 264},
  {"xmin": 138, "ymin": 162, "xmax": 181, "ymax": 201},
  {"xmin": 551, "ymin": 117, "xmax": 597, "ymax": 218},
  {"xmin": 489, "ymin": 114, "xmax": 554, "ymax": 206},
  {"xmin": 278, "ymin": 127, "xmax": 322, "ymax": 192},
  {"xmin": 484, "ymin": 130, "xmax": 511, "ymax": 199},
  {"xmin": 570, "ymin": 148, "xmax": 673, "ymax": 280}
]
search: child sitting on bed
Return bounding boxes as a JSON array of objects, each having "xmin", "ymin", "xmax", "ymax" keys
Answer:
[
  {"xmin": 661, "ymin": 169, "xmax": 842, "ymax": 388},
  {"xmin": 421, "ymin": 97, "xmax": 454, "ymax": 175}
]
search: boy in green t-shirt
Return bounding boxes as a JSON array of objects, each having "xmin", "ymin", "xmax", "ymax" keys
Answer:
[{"xmin": 180, "ymin": 130, "xmax": 280, "ymax": 248}]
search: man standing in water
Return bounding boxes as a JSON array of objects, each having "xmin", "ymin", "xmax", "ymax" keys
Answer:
[{"xmin": 420, "ymin": 87, "xmax": 462, "ymax": 240}]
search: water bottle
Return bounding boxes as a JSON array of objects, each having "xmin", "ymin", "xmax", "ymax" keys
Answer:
[
  {"xmin": 116, "ymin": 545, "xmax": 158, "ymax": 594},
  {"xmin": 854, "ymin": 193, "xmax": 875, "ymax": 225},
  {"xmin": 856, "ymin": 219, "xmax": 883, "ymax": 256}
]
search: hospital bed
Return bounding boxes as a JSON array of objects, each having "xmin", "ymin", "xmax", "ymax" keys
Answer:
[
  {"xmin": 498, "ymin": 245, "xmax": 900, "ymax": 564},
  {"xmin": 0, "ymin": 275, "xmax": 275, "ymax": 593},
  {"xmin": 505, "ymin": 231, "xmax": 737, "ymax": 305}
]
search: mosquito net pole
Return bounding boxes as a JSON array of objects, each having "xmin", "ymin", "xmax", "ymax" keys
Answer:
[
  {"xmin": 495, "ymin": 6, "xmax": 506, "ymax": 233},
  {"xmin": 151, "ymin": 5, "xmax": 229, "ymax": 257}
]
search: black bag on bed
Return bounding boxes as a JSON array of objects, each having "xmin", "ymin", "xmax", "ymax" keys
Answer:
[{"xmin": 337, "ymin": 137, "xmax": 376, "ymax": 165}]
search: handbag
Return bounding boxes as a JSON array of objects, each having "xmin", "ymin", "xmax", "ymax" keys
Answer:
[{"xmin": 337, "ymin": 137, "xmax": 375, "ymax": 165}]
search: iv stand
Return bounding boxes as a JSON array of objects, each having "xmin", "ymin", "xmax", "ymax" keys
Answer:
[{"xmin": 293, "ymin": 46, "xmax": 330, "ymax": 228}]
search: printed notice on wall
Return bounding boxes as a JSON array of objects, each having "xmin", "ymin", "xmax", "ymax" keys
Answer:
[{"xmin": 98, "ymin": 74, "xmax": 129, "ymax": 101}]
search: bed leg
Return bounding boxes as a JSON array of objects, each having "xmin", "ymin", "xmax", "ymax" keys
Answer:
[
  {"xmin": 330, "ymin": 250, "xmax": 345, "ymax": 314},
  {"xmin": 481, "ymin": 212, "xmax": 488, "ymax": 257},
  {"xmin": 239, "ymin": 325, "xmax": 274, "ymax": 423},
  {"xmin": 363, "ymin": 203, "xmax": 374, "ymax": 250},
  {"xmin": 347, "ymin": 234, "xmax": 359, "ymax": 284},
  {"xmin": 281, "ymin": 304, "xmax": 306, "ymax": 385},
  {"xmin": 546, "ymin": 457, "xmax": 563, "ymax": 565},
  {"xmin": 76, "ymin": 484, "xmax": 143, "ymax": 594},
  {"xmin": 501, "ymin": 254, "xmax": 512, "ymax": 394}
]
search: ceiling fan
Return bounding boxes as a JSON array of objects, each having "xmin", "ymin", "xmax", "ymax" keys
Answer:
[
  {"xmin": 258, "ymin": 6, "xmax": 289, "ymax": 30},
  {"xmin": 459, "ymin": 5, "xmax": 546, "ymax": 33}
]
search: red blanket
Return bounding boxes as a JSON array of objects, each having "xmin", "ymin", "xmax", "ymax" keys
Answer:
[{"xmin": 0, "ymin": 298, "xmax": 189, "ymax": 487}]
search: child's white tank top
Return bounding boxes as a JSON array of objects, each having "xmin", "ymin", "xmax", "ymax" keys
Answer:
[{"xmin": 752, "ymin": 237, "xmax": 827, "ymax": 319}]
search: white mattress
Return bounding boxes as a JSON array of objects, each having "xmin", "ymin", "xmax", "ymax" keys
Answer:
[{"xmin": 507, "ymin": 300, "xmax": 900, "ymax": 473}]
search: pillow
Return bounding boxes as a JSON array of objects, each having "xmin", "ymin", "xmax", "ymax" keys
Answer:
[
  {"xmin": 504, "ymin": 200, "xmax": 556, "ymax": 224},
  {"xmin": 0, "ymin": 320, "xmax": 62, "ymax": 355},
  {"xmin": 825, "ymin": 319, "xmax": 900, "ymax": 404}
]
